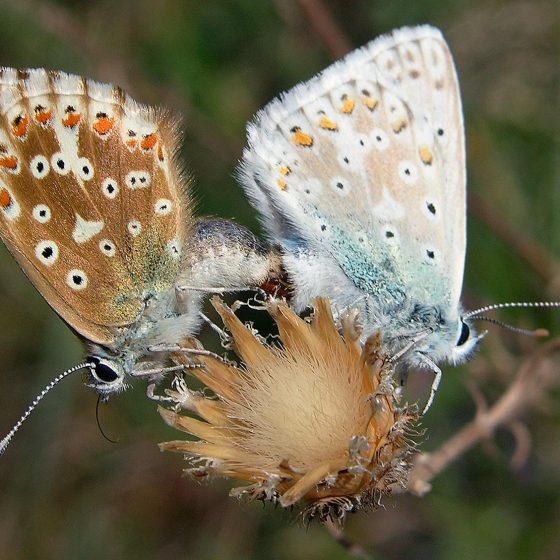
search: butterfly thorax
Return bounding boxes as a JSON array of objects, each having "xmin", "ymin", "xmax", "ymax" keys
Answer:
[
  {"xmin": 364, "ymin": 300, "xmax": 475, "ymax": 365},
  {"xmin": 83, "ymin": 283, "xmax": 202, "ymax": 393}
]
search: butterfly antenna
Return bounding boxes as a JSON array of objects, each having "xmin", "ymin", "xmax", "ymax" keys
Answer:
[
  {"xmin": 473, "ymin": 316, "xmax": 549, "ymax": 337},
  {"xmin": 0, "ymin": 362, "xmax": 91, "ymax": 456},
  {"xmin": 464, "ymin": 301, "xmax": 560, "ymax": 320}
]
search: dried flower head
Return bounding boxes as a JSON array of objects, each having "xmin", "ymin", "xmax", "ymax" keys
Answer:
[{"xmin": 159, "ymin": 297, "xmax": 418, "ymax": 522}]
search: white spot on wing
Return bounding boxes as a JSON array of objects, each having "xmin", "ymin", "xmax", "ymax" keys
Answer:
[
  {"xmin": 125, "ymin": 171, "xmax": 151, "ymax": 189},
  {"xmin": 371, "ymin": 187, "xmax": 405, "ymax": 220},
  {"xmin": 167, "ymin": 239, "xmax": 181, "ymax": 259},
  {"xmin": 154, "ymin": 198, "xmax": 172, "ymax": 215},
  {"xmin": 128, "ymin": 220, "xmax": 141, "ymax": 237},
  {"xmin": 50, "ymin": 152, "xmax": 70, "ymax": 175},
  {"xmin": 66, "ymin": 269, "xmax": 88, "ymax": 290},
  {"xmin": 72, "ymin": 214, "xmax": 104, "ymax": 243},
  {"xmin": 30, "ymin": 155, "xmax": 50, "ymax": 179},
  {"xmin": 76, "ymin": 157, "xmax": 94, "ymax": 181},
  {"xmin": 99, "ymin": 239, "xmax": 116, "ymax": 257},
  {"xmin": 102, "ymin": 178, "xmax": 119, "ymax": 199},
  {"xmin": 331, "ymin": 177, "xmax": 350, "ymax": 197},
  {"xmin": 398, "ymin": 161, "xmax": 418, "ymax": 185},
  {"xmin": 35, "ymin": 240, "xmax": 59, "ymax": 266},
  {"xmin": 32, "ymin": 204, "xmax": 51, "ymax": 223},
  {"xmin": 381, "ymin": 225, "xmax": 399, "ymax": 245},
  {"xmin": 371, "ymin": 128, "xmax": 389, "ymax": 150}
]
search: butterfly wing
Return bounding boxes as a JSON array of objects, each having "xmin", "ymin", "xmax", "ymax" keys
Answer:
[
  {"xmin": 0, "ymin": 69, "xmax": 191, "ymax": 346},
  {"xmin": 239, "ymin": 26, "xmax": 465, "ymax": 323}
]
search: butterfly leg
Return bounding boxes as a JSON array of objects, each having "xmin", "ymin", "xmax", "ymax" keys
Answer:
[
  {"xmin": 417, "ymin": 354, "xmax": 442, "ymax": 414},
  {"xmin": 147, "ymin": 343, "xmax": 230, "ymax": 364},
  {"xmin": 146, "ymin": 382, "xmax": 177, "ymax": 404},
  {"xmin": 146, "ymin": 375, "xmax": 199, "ymax": 410}
]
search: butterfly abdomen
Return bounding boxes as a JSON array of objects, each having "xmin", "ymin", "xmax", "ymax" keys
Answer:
[{"xmin": 183, "ymin": 218, "xmax": 281, "ymax": 292}]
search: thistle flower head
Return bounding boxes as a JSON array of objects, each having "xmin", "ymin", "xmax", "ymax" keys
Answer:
[{"xmin": 159, "ymin": 297, "xmax": 417, "ymax": 522}]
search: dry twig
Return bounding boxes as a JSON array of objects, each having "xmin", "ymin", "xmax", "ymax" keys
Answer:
[
  {"xmin": 296, "ymin": 0, "xmax": 353, "ymax": 58},
  {"xmin": 324, "ymin": 520, "xmax": 373, "ymax": 560}
]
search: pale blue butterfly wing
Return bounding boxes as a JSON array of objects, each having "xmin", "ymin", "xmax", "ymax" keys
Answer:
[{"xmin": 239, "ymin": 25, "xmax": 473, "ymax": 368}]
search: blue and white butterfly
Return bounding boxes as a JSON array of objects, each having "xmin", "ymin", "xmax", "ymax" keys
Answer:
[{"xmin": 238, "ymin": 25, "xmax": 483, "ymax": 411}]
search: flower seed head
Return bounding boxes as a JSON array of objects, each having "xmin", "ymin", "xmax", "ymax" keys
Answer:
[{"xmin": 159, "ymin": 297, "xmax": 418, "ymax": 523}]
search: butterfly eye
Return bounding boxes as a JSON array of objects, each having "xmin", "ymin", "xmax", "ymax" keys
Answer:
[
  {"xmin": 87, "ymin": 356, "xmax": 121, "ymax": 383},
  {"xmin": 456, "ymin": 321, "xmax": 470, "ymax": 346}
]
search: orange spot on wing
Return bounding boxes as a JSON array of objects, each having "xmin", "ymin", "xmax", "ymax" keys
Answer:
[
  {"xmin": 127, "ymin": 139, "xmax": 137, "ymax": 149},
  {"xmin": 0, "ymin": 188, "xmax": 12, "ymax": 208},
  {"xmin": 93, "ymin": 117, "xmax": 114, "ymax": 136},
  {"xmin": 319, "ymin": 117, "xmax": 338, "ymax": 131},
  {"xmin": 361, "ymin": 96, "xmax": 378, "ymax": 111},
  {"xmin": 277, "ymin": 179, "xmax": 287, "ymax": 190},
  {"xmin": 12, "ymin": 116, "xmax": 29, "ymax": 138},
  {"xmin": 35, "ymin": 110, "xmax": 53, "ymax": 125},
  {"xmin": 0, "ymin": 156, "xmax": 18, "ymax": 170},
  {"xmin": 419, "ymin": 146, "xmax": 433, "ymax": 165},
  {"xmin": 62, "ymin": 112, "xmax": 81, "ymax": 128},
  {"xmin": 292, "ymin": 128, "xmax": 313, "ymax": 147},
  {"xmin": 340, "ymin": 98, "xmax": 355, "ymax": 114},
  {"xmin": 140, "ymin": 133, "xmax": 157, "ymax": 150},
  {"xmin": 392, "ymin": 118, "xmax": 407, "ymax": 133},
  {"xmin": 278, "ymin": 165, "xmax": 291, "ymax": 176}
]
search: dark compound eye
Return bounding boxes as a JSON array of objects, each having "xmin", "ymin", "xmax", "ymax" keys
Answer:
[
  {"xmin": 456, "ymin": 321, "xmax": 470, "ymax": 346},
  {"xmin": 88, "ymin": 356, "xmax": 119, "ymax": 383}
]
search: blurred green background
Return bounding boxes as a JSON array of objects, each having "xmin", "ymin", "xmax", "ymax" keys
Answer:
[{"xmin": 0, "ymin": 1, "xmax": 559, "ymax": 559}]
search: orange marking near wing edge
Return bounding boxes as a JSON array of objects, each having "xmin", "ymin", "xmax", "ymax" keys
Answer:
[
  {"xmin": 319, "ymin": 117, "xmax": 338, "ymax": 131},
  {"xmin": 12, "ymin": 117, "xmax": 29, "ymax": 138},
  {"xmin": 35, "ymin": 110, "xmax": 53, "ymax": 125},
  {"xmin": 62, "ymin": 113, "xmax": 81, "ymax": 127},
  {"xmin": 0, "ymin": 156, "xmax": 18, "ymax": 170},
  {"xmin": 419, "ymin": 146, "xmax": 433, "ymax": 165},
  {"xmin": 340, "ymin": 99, "xmax": 355, "ymax": 114},
  {"xmin": 392, "ymin": 118, "xmax": 407, "ymax": 133},
  {"xmin": 361, "ymin": 96, "xmax": 378, "ymax": 111},
  {"xmin": 93, "ymin": 117, "xmax": 114, "ymax": 135},
  {"xmin": 157, "ymin": 144, "xmax": 164, "ymax": 161},
  {"xmin": 140, "ymin": 134, "xmax": 157, "ymax": 150},
  {"xmin": 0, "ymin": 188, "xmax": 12, "ymax": 208},
  {"xmin": 277, "ymin": 179, "xmax": 287, "ymax": 190},
  {"xmin": 292, "ymin": 129, "xmax": 313, "ymax": 147}
]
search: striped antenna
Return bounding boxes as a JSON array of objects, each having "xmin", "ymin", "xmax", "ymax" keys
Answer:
[
  {"xmin": 0, "ymin": 362, "xmax": 91, "ymax": 456},
  {"xmin": 464, "ymin": 301, "xmax": 560, "ymax": 320}
]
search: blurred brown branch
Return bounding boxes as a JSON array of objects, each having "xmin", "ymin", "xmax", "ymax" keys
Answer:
[
  {"xmin": 324, "ymin": 520, "xmax": 372, "ymax": 559},
  {"xmin": 295, "ymin": 0, "xmax": 353, "ymax": 58},
  {"xmin": 407, "ymin": 338, "xmax": 560, "ymax": 495}
]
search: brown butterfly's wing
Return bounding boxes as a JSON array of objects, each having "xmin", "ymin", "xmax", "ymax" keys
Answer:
[{"xmin": 0, "ymin": 69, "xmax": 191, "ymax": 346}]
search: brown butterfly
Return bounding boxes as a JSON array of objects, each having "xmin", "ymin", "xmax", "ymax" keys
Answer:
[{"xmin": 0, "ymin": 68, "xmax": 278, "ymax": 448}]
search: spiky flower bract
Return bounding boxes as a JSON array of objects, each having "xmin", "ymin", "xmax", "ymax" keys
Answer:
[{"xmin": 159, "ymin": 297, "xmax": 417, "ymax": 522}]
